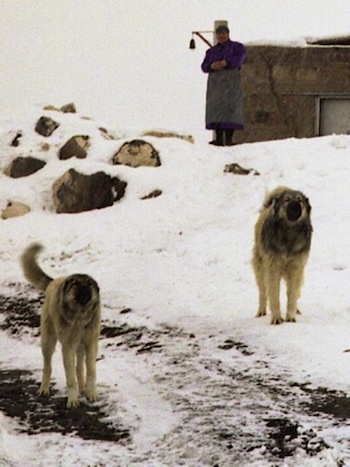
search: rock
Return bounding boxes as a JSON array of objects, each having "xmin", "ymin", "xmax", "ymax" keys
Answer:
[
  {"xmin": 43, "ymin": 102, "xmax": 77, "ymax": 113},
  {"xmin": 58, "ymin": 135, "xmax": 90, "ymax": 160},
  {"xmin": 60, "ymin": 102, "xmax": 76, "ymax": 113},
  {"xmin": 4, "ymin": 156, "xmax": 46, "ymax": 178},
  {"xmin": 99, "ymin": 127, "xmax": 117, "ymax": 140},
  {"xmin": 141, "ymin": 189, "xmax": 162, "ymax": 200},
  {"xmin": 1, "ymin": 202, "xmax": 30, "ymax": 219},
  {"xmin": 142, "ymin": 130, "xmax": 194, "ymax": 144},
  {"xmin": 224, "ymin": 163, "xmax": 260, "ymax": 176},
  {"xmin": 10, "ymin": 131, "xmax": 22, "ymax": 147},
  {"xmin": 35, "ymin": 116, "xmax": 60, "ymax": 137},
  {"xmin": 112, "ymin": 139, "xmax": 161, "ymax": 168},
  {"xmin": 52, "ymin": 168, "xmax": 127, "ymax": 213}
]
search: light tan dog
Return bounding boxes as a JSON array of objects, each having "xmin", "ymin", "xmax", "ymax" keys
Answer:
[
  {"xmin": 252, "ymin": 187, "xmax": 312, "ymax": 324},
  {"xmin": 21, "ymin": 243, "xmax": 101, "ymax": 407}
]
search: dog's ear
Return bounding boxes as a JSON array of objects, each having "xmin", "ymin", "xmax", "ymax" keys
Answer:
[
  {"xmin": 304, "ymin": 195, "xmax": 311, "ymax": 214},
  {"xmin": 264, "ymin": 194, "xmax": 280, "ymax": 212},
  {"xmin": 264, "ymin": 194, "xmax": 276, "ymax": 209}
]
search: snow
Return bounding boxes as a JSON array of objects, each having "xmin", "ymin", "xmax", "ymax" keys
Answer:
[
  {"xmin": 0, "ymin": 106, "xmax": 349, "ymax": 465},
  {"xmin": 1, "ymin": 1, "xmax": 350, "ymax": 463}
]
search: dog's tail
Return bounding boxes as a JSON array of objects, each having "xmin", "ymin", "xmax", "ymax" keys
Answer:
[{"xmin": 21, "ymin": 243, "xmax": 53, "ymax": 291}]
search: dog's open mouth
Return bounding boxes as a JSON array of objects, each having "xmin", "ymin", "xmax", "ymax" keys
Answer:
[
  {"xmin": 75, "ymin": 285, "xmax": 92, "ymax": 306},
  {"xmin": 286, "ymin": 200, "xmax": 302, "ymax": 221}
]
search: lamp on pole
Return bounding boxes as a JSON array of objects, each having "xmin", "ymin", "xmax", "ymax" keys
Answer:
[{"xmin": 189, "ymin": 20, "xmax": 228, "ymax": 49}]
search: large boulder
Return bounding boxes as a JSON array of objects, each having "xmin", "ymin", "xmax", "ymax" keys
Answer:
[
  {"xmin": 52, "ymin": 168, "xmax": 127, "ymax": 214},
  {"xmin": 58, "ymin": 135, "xmax": 90, "ymax": 160},
  {"xmin": 1, "ymin": 201, "xmax": 30, "ymax": 219},
  {"xmin": 112, "ymin": 139, "xmax": 161, "ymax": 168},
  {"xmin": 4, "ymin": 156, "xmax": 46, "ymax": 178},
  {"xmin": 35, "ymin": 116, "xmax": 60, "ymax": 137}
]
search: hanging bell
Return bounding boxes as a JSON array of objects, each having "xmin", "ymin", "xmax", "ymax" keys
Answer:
[{"xmin": 189, "ymin": 37, "xmax": 196, "ymax": 49}]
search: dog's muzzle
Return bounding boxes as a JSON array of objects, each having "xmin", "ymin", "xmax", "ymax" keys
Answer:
[
  {"xmin": 286, "ymin": 200, "xmax": 302, "ymax": 221},
  {"xmin": 75, "ymin": 285, "xmax": 92, "ymax": 306}
]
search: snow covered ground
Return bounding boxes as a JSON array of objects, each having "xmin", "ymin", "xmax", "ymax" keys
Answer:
[{"xmin": 0, "ymin": 107, "xmax": 350, "ymax": 465}]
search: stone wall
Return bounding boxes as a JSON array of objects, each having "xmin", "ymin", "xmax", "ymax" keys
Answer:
[{"xmin": 236, "ymin": 44, "xmax": 350, "ymax": 143}]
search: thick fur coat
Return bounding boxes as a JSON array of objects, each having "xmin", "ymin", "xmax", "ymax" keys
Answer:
[
  {"xmin": 252, "ymin": 187, "xmax": 313, "ymax": 324},
  {"xmin": 21, "ymin": 243, "xmax": 101, "ymax": 407}
]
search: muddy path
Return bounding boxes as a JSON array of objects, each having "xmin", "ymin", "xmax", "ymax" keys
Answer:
[{"xmin": 0, "ymin": 284, "xmax": 348, "ymax": 465}]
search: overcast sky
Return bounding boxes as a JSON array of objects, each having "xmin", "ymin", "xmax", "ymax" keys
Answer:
[{"xmin": 1, "ymin": 0, "xmax": 349, "ymax": 133}]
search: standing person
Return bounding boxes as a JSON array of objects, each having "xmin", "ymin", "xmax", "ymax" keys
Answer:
[{"xmin": 201, "ymin": 25, "xmax": 247, "ymax": 146}]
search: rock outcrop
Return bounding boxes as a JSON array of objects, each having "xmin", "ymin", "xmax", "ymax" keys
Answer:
[
  {"xmin": 35, "ymin": 116, "xmax": 60, "ymax": 137},
  {"xmin": 52, "ymin": 169, "xmax": 127, "ymax": 214},
  {"xmin": 113, "ymin": 139, "xmax": 161, "ymax": 168},
  {"xmin": 4, "ymin": 156, "xmax": 46, "ymax": 178},
  {"xmin": 58, "ymin": 135, "xmax": 90, "ymax": 160}
]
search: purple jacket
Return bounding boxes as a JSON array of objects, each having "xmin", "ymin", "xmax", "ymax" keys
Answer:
[{"xmin": 201, "ymin": 39, "xmax": 247, "ymax": 73}]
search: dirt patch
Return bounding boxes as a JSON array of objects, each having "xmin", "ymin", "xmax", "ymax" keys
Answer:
[
  {"xmin": 218, "ymin": 338, "xmax": 254, "ymax": 356},
  {"xmin": 0, "ymin": 369, "xmax": 130, "ymax": 443},
  {"xmin": 296, "ymin": 383, "xmax": 350, "ymax": 420},
  {"xmin": 0, "ymin": 293, "xmax": 42, "ymax": 337},
  {"xmin": 101, "ymin": 321, "xmax": 174, "ymax": 353},
  {"xmin": 264, "ymin": 418, "xmax": 332, "ymax": 459}
]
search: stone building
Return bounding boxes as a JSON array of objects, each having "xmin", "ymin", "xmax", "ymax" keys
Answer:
[{"xmin": 236, "ymin": 36, "xmax": 350, "ymax": 143}]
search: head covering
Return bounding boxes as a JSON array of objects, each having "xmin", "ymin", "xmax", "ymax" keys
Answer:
[{"xmin": 215, "ymin": 25, "xmax": 229, "ymax": 34}]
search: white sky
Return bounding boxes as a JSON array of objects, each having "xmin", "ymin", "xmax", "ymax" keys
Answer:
[{"xmin": 1, "ymin": 0, "xmax": 349, "ymax": 131}]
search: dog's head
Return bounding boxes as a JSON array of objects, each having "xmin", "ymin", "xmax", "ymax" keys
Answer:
[
  {"xmin": 267, "ymin": 188, "xmax": 311, "ymax": 224},
  {"xmin": 63, "ymin": 274, "xmax": 100, "ymax": 309}
]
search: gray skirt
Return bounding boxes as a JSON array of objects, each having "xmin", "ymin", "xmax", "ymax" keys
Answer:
[{"xmin": 205, "ymin": 68, "xmax": 244, "ymax": 130}]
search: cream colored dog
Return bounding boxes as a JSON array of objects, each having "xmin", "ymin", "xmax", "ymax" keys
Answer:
[
  {"xmin": 21, "ymin": 243, "xmax": 101, "ymax": 407},
  {"xmin": 252, "ymin": 187, "xmax": 312, "ymax": 324}
]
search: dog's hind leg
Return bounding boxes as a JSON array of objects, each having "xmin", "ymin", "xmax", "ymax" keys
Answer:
[
  {"xmin": 253, "ymin": 254, "xmax": 267, "ymax": 317},
  {"xmin": 256, "ymin": 277, "xmax": 267, "ymax": 318},
  {"xmin": 39, "ymin": 319, "xmax": 57, "ymax": 396}
]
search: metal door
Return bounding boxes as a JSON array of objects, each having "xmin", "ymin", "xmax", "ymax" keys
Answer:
[{"xmin": 319, "ymin": 98, "xmax": 350, "ymax": 135}]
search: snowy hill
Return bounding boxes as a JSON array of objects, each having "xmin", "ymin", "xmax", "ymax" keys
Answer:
[{"xmin": 0, "ymin": 107, "xmax": 350, "ymax": 465}]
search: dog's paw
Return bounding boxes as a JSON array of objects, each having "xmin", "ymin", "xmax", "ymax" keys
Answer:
[
  {"xmin": 67, "ymin": 387, "xmax": 79, "ymax": 408},
  {"xmin": 38, "ymin": 386, "xmax": 50, "ymax": 397},
  {"xmin": 286, "ymin": 315, "xmax": 297, "ymax": 323},
  {"xmin": 256, "ymin": 309, "xmax": 267, "ymax": 317},
  {"xmin": 270, "ymin": 316, "xmax": 284, "ymax": 325},
  {"xmin": 66, "ymin": 398, "xmax": 79, "ymax": 408},
  {"xmin": 85, "ymin": 389, "xmax": 98, "ymax": 403}
]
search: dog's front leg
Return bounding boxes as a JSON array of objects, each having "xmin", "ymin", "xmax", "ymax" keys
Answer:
[
  {"xmin": 267, "ymin": 271, "xmax": 283, "ymax": 325},
  {"xmin": 286, "ymin": 267, "xmax": 304, "ymax": 322},
  {"xmin": 62, "ymin": 346, "xmax": 79, "ymax": 407},
  {"xmin": 84, "ymin": 339, "xmax": 98, "ymax": 403},
  {"xmin": 76, "ymin": 343, "xmax": 85, "ymax": 394}
]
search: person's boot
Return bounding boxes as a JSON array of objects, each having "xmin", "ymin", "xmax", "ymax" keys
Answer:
[
  {"xmin": 224, "ymin": 129, "xmax": 234, "ymax": 146},
  {"xmin": 209, "ymin": 129, "xmax": 224, "ymax": 146}
]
